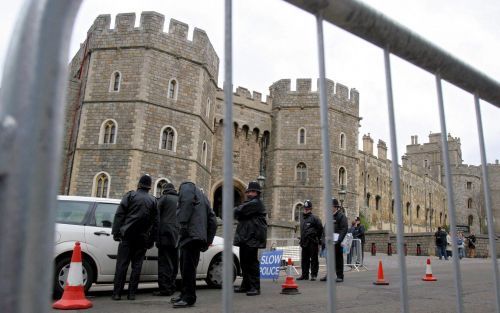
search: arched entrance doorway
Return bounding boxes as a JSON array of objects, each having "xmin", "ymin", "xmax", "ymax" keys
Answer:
[{"xmin": 212, "ymin": 180, "xmax": 246, "ymax": 218}]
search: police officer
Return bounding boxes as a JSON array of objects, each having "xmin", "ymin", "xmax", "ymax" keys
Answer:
[
  {"xmin": 111, "ymin": 174, "xmax": 158, "ymax": 300},
  {"xmin": 320, "ymin": 198, "xmax": 348, "ymax": 282},
  {"xmin": 171, "ymin": 182, "xmax": 217, "ymax": 308},
  {"xmin": 153, "ymin": 183, "xmax": 179, "ymax": 297},
  {"xmin": 297, "ymin": 200, "xmax": 323, "ymax": 281},
  {"xmin": 234, "ymin": 181, "xmax": 268, "ymax": 296}
]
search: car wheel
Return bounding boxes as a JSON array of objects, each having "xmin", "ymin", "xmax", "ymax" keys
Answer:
[
  {"xmin": 205, "ymin": 255, "xmax": 236, "ymax": 288},
  {"xmin": 53, "ymin": 256, "xmax": 94, "ymax": 299}
]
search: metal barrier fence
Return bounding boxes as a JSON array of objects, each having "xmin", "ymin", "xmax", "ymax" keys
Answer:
[
  {"xmin": 345, "ymin": 239, "xmax": 367, "ymax": 272},
  {"xmin": 0, "ymin": 0, "xmax": 499, "ymax": 313}
]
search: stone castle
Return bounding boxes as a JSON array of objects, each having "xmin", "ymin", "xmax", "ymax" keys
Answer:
[{"xmin": 60, "ymin": 12, "xmax": 500, "ymax": 237}]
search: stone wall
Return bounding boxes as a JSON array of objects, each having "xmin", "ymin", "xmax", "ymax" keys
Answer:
[{"xmin": 364, "ymin": 231, "xmax": 500, "ymax": 258}]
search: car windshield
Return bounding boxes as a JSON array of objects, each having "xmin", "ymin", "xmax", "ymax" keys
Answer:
[{"xmin": 56, "ymin": 200, "xmax": 90, "ymax": 224}]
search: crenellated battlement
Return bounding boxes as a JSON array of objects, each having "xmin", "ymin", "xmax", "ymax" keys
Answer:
[
  {"xmin": 269, "ymin": 78, "xmax": 359, "ymax": 108},
  {"xmin": 86, "ymin": 12, "xmax": 219, "ymax": 79},
  {"xmin": 233, "ymin": 86, "xmax": 271, "ymax": 107}
]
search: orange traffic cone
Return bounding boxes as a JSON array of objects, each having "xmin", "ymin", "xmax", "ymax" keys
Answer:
[
  {"xmin": 281, "ymin": 258, "xmax": 300, "ymax": 295},
  {"xmin": 53, "ymin": 242, "xmax": 93, "ymax": 310},
  {"xmin": 373, "ymin": 260, "xmax": 389, "ymax": 285},
  {"xmin": 422, "ymin": 258, "xmax": 437, "ymax": 281}
]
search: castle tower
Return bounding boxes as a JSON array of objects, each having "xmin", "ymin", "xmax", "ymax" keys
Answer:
[
  {"xmin": 61, "ymin": 12, "xmax": 219, "ymax": 197},
  {"xmin": 267, "ymin": 78, "xmax": 360, "ymax": 234}
]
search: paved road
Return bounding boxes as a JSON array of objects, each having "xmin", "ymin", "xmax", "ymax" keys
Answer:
[{"xmin": 51, "ymin": 255, "xmax": 499, "ymax": 312}]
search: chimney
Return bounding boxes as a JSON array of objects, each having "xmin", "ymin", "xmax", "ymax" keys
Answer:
[
  {"xmin": 377, "ymin": 140, "xmax": 387, "ymax": 160},
  {"xmin": 363, "ymin": 134, "xmax": 374, "ymax": 155}
]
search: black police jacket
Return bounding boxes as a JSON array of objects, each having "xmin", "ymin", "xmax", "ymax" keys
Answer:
[
  {"xmin": 112, "ymin": 188, "xmax": 158, "ymax": 247},
  {"xmin": 177, "ymin": 182, "xmax": 217, "ymax": 251},
  {"xmin": 300, "ymin": 212, "xmax": 323, "ymax": 247},
  {"xmin": 157, "ymin": 187, "xmax": 179, "ymax": 247},
  {"xmin": 234, "ymin": 196, "xmax": 268, "ymax": 248},
  {"xmin": 321, "ymin": 210, "xmax": 348, "ymax": 246}
]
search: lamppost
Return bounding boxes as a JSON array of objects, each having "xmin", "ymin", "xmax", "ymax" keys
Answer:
[
  {"xmin": 257, "ymin": 175, "xmax": 266, "ymax": 201},
  {"xmin": 338, "ymin": 188, "xmax": 347, "ymax": 214}
]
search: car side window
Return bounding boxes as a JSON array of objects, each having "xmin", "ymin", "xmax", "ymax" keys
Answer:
[
  {"xmin": 94, "ymin": 203, "xmax": 118, "ymax": 228},
  {"xmin": 56, "ymin": 200, "xmax": 90, "ymax": 225}
]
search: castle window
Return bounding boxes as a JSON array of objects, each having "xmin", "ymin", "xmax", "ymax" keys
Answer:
[
  {"xmin": 468, "ymin": 215, "xmax": 473, "ymax": 227},
  {"xmin": 406, "ymin": 202, "xmax": 411, "ymax": 216},
  {"xmin": 340, "ymin": 133, "xmax": 346, "ymax": 150},
  {"xmin": 424, "ymin": 159, "xmax": 428, "ymax": 168},
  {"xmin": 92, "ymin": 172, "xmax": 110, "ymax": 198},
  {"xmin": 154, "ymin": 178, "xmax": 170, "ymax": 198},
  {"xmin": 168, "ymin": 79, "xmax": 178, "ymax": 100},
  {"xmin": 298, "ymin": 128, "xmax": 306, "ymax": 145},
  {"xmin": 466, "ymin": 182, "xmax": 472, "ymax": 190},
  {"xmin": 366, "ymin": 193, "xmax": 371, "ymax": 208},
  {"xmin": 439, "ymin": 212, "xmax": 443, "ymax": 224},
  {"xmin": 296, "ymin": 162, "xmax": 307, "ymax": 183},
  {"xmin": 293, "ymin": 202, "xmax": 304, "ymax": 222},
  {"xmin": 375, "ymin": 196, "xmax": 381, "ymax": 210},
  {"xmin": 99, "ymin": 119, "xmax": 117, "ymax": 144},
  {"xmin": 109, "ymin": 71, "xmax": 121, "ymax": 92},
  {"xmin": 160, "ymin": 126, "xmax": 177, "ymax": 152},
  {"xmin": 338, "ymin": 167, "xmax": 346, "ymax": 188},
  {"xmin": 202, "ymin": 141, "xmax": 208, "ymax": 166},
  {"xmin": 467, "ymin": 198, "xmax": 473, "ymax": 209},
  {"xmin": 206, "ymin": 98, "xmax": 211, "ymax": 117},
  {"xmin": 416, "ymin": 205, "xmax": 420, "ymax": 218},
  {"xmin": 391, "ymin": 199, "xmax": 394, "ymax": 214}
]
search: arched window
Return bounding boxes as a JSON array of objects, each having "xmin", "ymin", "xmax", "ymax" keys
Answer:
[
  {"xmin": 294, "ymin": 202, "xmax": 304, "ymax": 222},
  {"xmin": 296, "ymin": 162, "xmax": 307, "ymax": 182},
  {"xmin": 439, "ymin": 212, "xmax": 443, "ymax": 224},
  {"xmin": 168, "ymin": 79, "xmax": 178, "ymax": 99},
  {"xmin": 160, "ymin": 126, "xmax": 177, "ymax": 152},
  {"xmin": 391, "ymin": 199, "xmax": 394, "ymax": 214},
  {"xmin": 338, "ymin": 167, "xmax": 346, "ymax": 187},
  {"xmin": 416, "ymin": 205, "xmax": 420, "ymax": 218},
  {"xmin": 298, "ymin": 128, "xmax": 306, "ymax": 145},
  {"xmin": 93, "ymin": 172, "xmax": 110, "ymax": 198},
  {"xmin": 445, "ymin": 214, "xmax": 448, "ymax": 225},
  {"xmin": 154, "ymin": 178, "xmax": 170, "ymax": 198},
  {"xmin": 340, "ymin": 133, "xmax": 346, "ymax": 149},
  {"xmin": 375, "ymin": 196, "xmax": 381, "ymax": 210},
  {"xmin": 467, "ymin": 198, "xmax": 473, "ymax": 209},
  {"xmin": 406, "ymin": 202, "xmax": 411, "ymax": 215},
  {"xmin": 366, "ymin": 193, "xmax": 371, "ymax": 208},
  {"xmin": 206, "ymin": 98, "xmax": 211, "ymax": 117},
  {"xmin": 468, "ymin": 215, "xmax": 474, "ymax": 227},
  {"xmin": 109, "ymin": 71, "xmax": 121, "ymax": 92},
  {"xmin": 202, "ymin": 141, "xmax": 208, "ymax": 166},
  {"xmin": 99, "ymin": 119, "xmax": 117, "ymax": 144}
]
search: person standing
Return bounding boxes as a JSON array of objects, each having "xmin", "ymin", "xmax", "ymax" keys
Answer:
[
  {"xmin": 111, "ymin": 174, "xmax": 158, "ymax": 300},
  {"xmin": 297, "ymin": 200, "xmax": 323, "ymax": 281},
  {"xmin": 153, "ymin": 183, "xmax": 179, "ymax": 297},
  {"xmin": 234, "ymin": 181, "xmax": 268, "ymax": 296},
  {"xmin": 466, "ymin": 232, "xmax": 477, "ymax": 258},
  {"xmin": 352, "ymin": 216, "xmax": 366, "ymax": 264},
  {"xmin": 446, "ymin": 231, "xmax": 452, "ymax": 258},
  {"xmin": 171, "ymin": 182, "xmax": 217, "ymax": 308},
  {"xmin": 434, "ymin": 227, "xmax": 448, "ymax": 260},
  {"xmin": 320, "ymin": 198, "xmax": 348, "ymax": 282},
  {"xmin": 457, "ymin": 232, "xmax": 465, "ymax": 259}
]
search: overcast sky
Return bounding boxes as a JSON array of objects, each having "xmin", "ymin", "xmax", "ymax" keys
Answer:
[{"xmin": 1, "ymin": 0, "xmax": 499, "ymax": 166}]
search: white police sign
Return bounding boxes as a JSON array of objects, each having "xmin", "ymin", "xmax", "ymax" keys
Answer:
[{"xmin": 259, "ymin": 250, "xmax": 283, "ymax": 280}]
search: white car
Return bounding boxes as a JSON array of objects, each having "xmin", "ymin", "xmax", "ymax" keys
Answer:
[{"xmin": 53, "ymin": 196, "xmax": 240, "ymax": 297}]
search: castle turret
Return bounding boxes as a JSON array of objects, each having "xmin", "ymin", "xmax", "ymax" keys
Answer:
[{"xmin": 363, "ymin": 134, "xmax": 374, "ymax": 155}]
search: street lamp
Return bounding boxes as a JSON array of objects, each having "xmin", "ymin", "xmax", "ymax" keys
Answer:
[
  {"xmin": 257, "ymin": 175, "xmax": 265, "ymax": 198},
  {"xmin": 338, "ymin": 188, "xmax": 347, "ymax": 213}
]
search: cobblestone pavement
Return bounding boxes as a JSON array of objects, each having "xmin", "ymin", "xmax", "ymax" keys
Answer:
[{"xmin": 50, "ymin": 255, "xmax": 499, "ymax": 313}]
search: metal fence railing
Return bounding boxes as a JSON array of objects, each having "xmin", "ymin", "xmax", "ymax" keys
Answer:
[{"xmin": 0, "ymin": 1, "xmax": 498, "ymax": 313}]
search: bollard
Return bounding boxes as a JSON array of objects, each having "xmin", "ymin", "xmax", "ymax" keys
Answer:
[
  {"xmin": 371, "ymin": 242, "xmax": 377, "ymax": 256},
  {"xmin": 387, "ymin": 242, "xmax": 393, "ymax": 256},
  {"xmin": 416, "ymin": 243, "xmax": 422, "ymax": 256},
  {"xmin": 404, "ymin": 243, "xmax": 408, "ymax": 256}
]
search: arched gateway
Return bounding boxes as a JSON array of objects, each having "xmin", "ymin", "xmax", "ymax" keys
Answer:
[{"xmin": 211, "ymin": 178, "xmax": 247, "ymax": 218}]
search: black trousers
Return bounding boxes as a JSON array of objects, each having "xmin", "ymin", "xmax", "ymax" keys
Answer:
[
  {"xmin": 158, "ymin": 245, "xmax": 178, "ymax": 293},
  {"xmin": 335, "ymin": 243, "xmax": 344, "ymax": 279},
  {"xmin": 113, "ymin": 241, "xmax": 147, "ymax": 296},
  {"xmin": 179, "ymin": 241, "xmax": 202, "ymax": 304},
  {"xmin": 300, "ymin": 243, "xmax": 319, "ymax": 277},
  {"xmin": 239, "ymin": 246, "xmax": 260, "ymax": 291}
]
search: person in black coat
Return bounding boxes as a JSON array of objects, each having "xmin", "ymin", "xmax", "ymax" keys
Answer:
[
  {"xmin": 111, "ymin": 174, "xmax": 158, "ymax": 300},
  {"xmin": 171, "ymin": 182, "xmax": 217, "ymax": 308},
  {"xmin": 297, "ymin": 200, "xmax": 323, "ymax": 281},
  {"xmin": 153, "ymin": 183, "xmax": 179, "ymax": 296},
  {"xmin": 234, "ymin": 181, "xmax": 268, "ymax": 296},
  {"xmin": 320, "ymin": 198, "xmax": 348, "ymax": 282}
]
